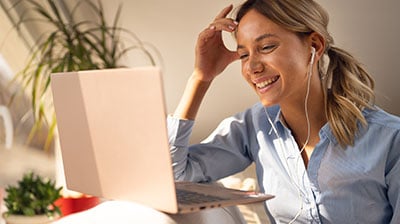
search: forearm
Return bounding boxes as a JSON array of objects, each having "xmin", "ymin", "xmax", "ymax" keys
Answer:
[{"xmin": 173, "ymin": 71, "xmax": 212, "ymax": 120}]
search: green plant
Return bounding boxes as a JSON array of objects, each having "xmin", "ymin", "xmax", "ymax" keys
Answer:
[
  {"xmin": 3, "ymin": 172, "xmax": 62, "ymax": 217},
  {"xmin": 8, "ymin": 0, "xmax": 157, "ymax": 150}
]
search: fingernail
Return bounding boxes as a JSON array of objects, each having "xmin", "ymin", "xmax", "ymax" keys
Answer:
[
  {"xmin": 209, "ymin": 25, "xmax": 216, "ymax": 30},
  {"xmin": 234, "ymin": 21, "xmax": 239, "ymax": 25}
]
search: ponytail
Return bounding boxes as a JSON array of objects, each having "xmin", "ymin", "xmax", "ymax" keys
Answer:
[{"xmin": 324, "ymin": 46, "xmax": 375, "ymax": 146}]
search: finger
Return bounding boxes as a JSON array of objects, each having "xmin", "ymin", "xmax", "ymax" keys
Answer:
[
  {"xmin": 229, "ymin": 51, "xmax": 240, "ymax": 62},
  {"xmin": 209, "ymin": 18, "xmax": 238, "ymax": 32},
  {"xmin": 197, "ymin": 27, "xmax": 219, "ymax": 48},
  {"xmin": 214, "ymin": 4, "xmax": 233, "ymax": 20}
]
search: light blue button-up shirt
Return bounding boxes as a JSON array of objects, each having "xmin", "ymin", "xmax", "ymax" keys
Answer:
[{"xmin": 168, "ymin": 103, "xmax": 400, "ymax": 223}]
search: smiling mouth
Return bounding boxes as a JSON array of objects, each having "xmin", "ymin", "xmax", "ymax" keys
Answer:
[{"xmin": 255, "ymin": 76, "xmax": 279, "ymax": 89}]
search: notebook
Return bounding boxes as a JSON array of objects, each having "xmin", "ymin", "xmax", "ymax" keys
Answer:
[{"xmin": 50, "ymin": 67, "xmax": 274, "ymax": 214}]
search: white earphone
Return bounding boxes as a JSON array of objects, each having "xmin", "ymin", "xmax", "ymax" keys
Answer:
[{"xmin": 309, "ymin": 47, "xmax": 316, "ymax": 66}]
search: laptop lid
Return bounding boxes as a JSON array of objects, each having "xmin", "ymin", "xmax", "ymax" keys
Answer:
[{"xmin": 51, "ymin": 67, "xmax": 179, "ymax": 213}]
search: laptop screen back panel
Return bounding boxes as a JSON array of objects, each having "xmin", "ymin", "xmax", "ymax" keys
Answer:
[{"xmin": 51, "ymin": 68, "xmax": 178, "ymax": 213}]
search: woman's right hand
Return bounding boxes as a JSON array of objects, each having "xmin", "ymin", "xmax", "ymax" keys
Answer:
[
  {"xmin": 173, "ymin": 5, "xmax": 239, "ymax": 120},
  {"xmin": 194, "ymin": 5, "xmax": 240, "ymax": 82}
]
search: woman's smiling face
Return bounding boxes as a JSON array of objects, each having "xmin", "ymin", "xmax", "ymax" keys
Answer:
[{"xmin": 236, "ymin": 9, "xmax": 312, "ymax": 107}]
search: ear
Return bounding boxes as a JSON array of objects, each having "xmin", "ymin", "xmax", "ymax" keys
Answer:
[{"xmin": 308, "ymin": 32, "xmax": 325, "ymax": 62}]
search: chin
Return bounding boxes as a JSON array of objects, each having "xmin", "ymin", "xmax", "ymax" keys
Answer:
[{"xmin": 259, "ymin": 98, "xmax": 277, "ymax": 107}]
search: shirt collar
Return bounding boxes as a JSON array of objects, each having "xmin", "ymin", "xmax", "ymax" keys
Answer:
[
  {"xmin": 271, "ymin": 106, "xmax": 338, "ymax": 145},
  {"xmin": 272, "ymin": 108, "xmax": 286, "ymax": 127},
  {"xmin": 319, "ymin": 122, "xmax": 337, "ymax": 145}
]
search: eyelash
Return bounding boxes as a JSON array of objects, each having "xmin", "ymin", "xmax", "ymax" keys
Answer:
[
  {"xmin": 262, "ymin": 45, "xmax": 276, "ymax": 51},
  {"xmin": 239, "ymin": 54, "xmax": 249, "ymax": 60},
  {"xmin": 239, "ymin": 45, "xmax": 276, "ymax": 60}
]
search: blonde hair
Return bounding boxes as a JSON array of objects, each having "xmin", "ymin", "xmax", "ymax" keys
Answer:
[{"xmin": 236, "ymin": 0, "xmax": 375, "ymax": 147}]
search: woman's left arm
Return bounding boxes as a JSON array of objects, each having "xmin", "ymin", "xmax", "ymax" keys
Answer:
[
  {"xmin": 387, "ymin": 130, "xmax": 400, "ymax": 223},
  {"xmin": 168, "ymin": 110, "xmax": 255, "ymax": 182}
]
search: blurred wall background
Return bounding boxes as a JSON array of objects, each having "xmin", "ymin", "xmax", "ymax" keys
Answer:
[
  {"xmin": 101, "ymin": 0, "xmax": 399, "ymax": 142},
  {"xmin": 2, "ymin": 0, "xmax": 399, "ymax": 144}
]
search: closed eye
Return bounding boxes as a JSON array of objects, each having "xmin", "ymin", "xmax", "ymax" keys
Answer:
[
  {"xmin": 261, "ymin": 45, "xmax": 276, "ymax": 52},
  {"xmin": 239, "ymin": 53, "xmax": 249, "ymax": 60}
]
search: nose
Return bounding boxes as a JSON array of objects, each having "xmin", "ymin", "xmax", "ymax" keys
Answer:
[{"xmin": 247, "ymin": 53, "xmax": 263, "ymax": 75}]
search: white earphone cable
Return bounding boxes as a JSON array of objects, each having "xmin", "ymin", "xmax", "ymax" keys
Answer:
[{"xmin": 263, "ymin": 48, "xmax": 315, "ymax": 223}]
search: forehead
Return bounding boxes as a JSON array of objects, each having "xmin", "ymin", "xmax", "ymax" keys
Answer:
[{"xmin": 236, "ymin": 9, "xmax": 296, "ymax": 44}]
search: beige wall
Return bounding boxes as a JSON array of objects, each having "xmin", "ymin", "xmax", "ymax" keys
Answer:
[
  {"xmin": 320, "ymin": 1, "xmax": 400, "ymax": 117},
  {"xmin": 100, "ymin": 0, "xmax": 400, "ymax": 142},
  {"xmin": 3, "ymin": 1, "xmax": 398, "ymax": 143}
]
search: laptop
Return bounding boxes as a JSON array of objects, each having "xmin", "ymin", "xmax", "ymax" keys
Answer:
[{"xmin": 50, "ymin": 67, "xmax": 274, "ymax": 214}]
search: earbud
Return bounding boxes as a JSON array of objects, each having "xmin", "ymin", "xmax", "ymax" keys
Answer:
[{"xmin": 309, "ymin": 47, "xmax": 316, "ymax": 66}]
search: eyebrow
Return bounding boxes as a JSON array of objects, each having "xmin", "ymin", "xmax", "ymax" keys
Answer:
[{"xmin": 237, "ymin": 33, "xmax": 278, "ymax": 50}]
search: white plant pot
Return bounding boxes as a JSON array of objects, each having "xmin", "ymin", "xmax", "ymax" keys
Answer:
[{"xmin": 2, "ymin": 213, "xmax": 59, "ymax": 224}]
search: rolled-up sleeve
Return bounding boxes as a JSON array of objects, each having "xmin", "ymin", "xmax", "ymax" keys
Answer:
[
  {"xmin": 167, "ymin": 107, "xmax": 255, "ymax": 182},
  {"xmin": 167, "ymin": 115, "xmax": 196, "ymax": 181}
]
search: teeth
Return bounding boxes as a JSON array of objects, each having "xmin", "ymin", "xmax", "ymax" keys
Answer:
[{"xmin": 255, "ymin": 76, "xmax": 278, "ymax": 89}]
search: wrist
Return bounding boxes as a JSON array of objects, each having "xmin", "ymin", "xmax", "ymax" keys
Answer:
[
  {"xmin": 173, "ymin": 71, "xmax": 212, "ymax": 120},
  {"xmin": 192, "ymin": 69, "xmax": 215, "ymax": 83},
  {"xmin": 188, "ymin": 72, "xmax": 212, "ymax": 96}
]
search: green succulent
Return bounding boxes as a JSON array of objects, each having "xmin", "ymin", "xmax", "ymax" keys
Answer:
[{"xmin": 3, "ymin": 172, "xmax": 62, "ymax": 217}]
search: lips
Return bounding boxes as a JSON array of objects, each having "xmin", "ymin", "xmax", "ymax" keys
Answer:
[{"xmin": 254, "ymin": 76, "xmax": 279, "ymax": 89}]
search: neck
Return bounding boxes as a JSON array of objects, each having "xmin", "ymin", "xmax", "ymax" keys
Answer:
[{"xmin": 280, "ymin": 82, "xmax": 327, "ymax": 149}]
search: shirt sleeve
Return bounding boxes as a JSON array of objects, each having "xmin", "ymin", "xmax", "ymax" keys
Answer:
[
  {"xmin": 387, "ymin": 130, "xmax": 400, "ymax": 223},
  {"xmin": 167, "ymin": 115, "xmax": 196, "ymax": 181},
  {"xmin": 167, "ymin": 112, "xmax": 254, "ymax": 183}
]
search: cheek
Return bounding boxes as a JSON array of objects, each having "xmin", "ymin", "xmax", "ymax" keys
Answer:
[
  {"xmin": 240, "ymin": 62, "xmax": 250, "ymax": 81},
  {"xmin": 240, "ymin": 63, "xmax": 255, "ymax": 87},
  {"xmin": 275, "ymin": 53, "xmax": 308, "ymax": 82},
  {"xmin": 283, "ymin": 50, "xmax": 309, "ymax": 73},
  {"xmin": 240, "ymin": 62, "xmax": 246, "ymax": 77}
]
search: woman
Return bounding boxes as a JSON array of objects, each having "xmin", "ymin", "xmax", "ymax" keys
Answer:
[{"xmin": 167, "ymin": 0, "xmax": 400, "ymax": 223}]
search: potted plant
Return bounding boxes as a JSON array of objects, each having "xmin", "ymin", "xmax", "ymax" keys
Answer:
[
  {"xmin": 5, "ymin": 0, "xmax": 159, "ymax": 216},
  {"xmin": 2, "ymin": 172, "xmax": 62, "ymax": 224},
  {"xmin": 8, "ymin": 0, "xmax": 158, "ymax": 150}
]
